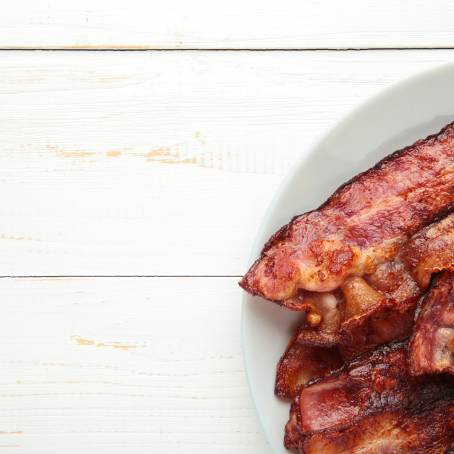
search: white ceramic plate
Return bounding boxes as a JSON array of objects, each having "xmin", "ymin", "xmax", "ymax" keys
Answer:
[{"xmin": 241, "ymin": 62, "xmax": 454, "ymax": 454}]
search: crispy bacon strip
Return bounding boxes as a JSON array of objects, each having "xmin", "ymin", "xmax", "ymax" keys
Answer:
[
  {"xmin": 338, "ymin": 214, "xmax": 453, "ymax": 355},
  {"xmin": 285, "ymin": 342, "xmax": 454, "ymax": 448},
  {"xmin": 286, "ymin": 270, "xmax": 419, "ymax": 357},
  {"xmin": 401, "ymin": 212, "xmax": 454, "ymax": 289},
  {"xmin": 282, "ymin": 214, "xmax": 454, "ymax": 449},
  {"xmin": 240, "ymin": 123, "xmax": 454, "ymax": 302},
  {"xmin": 296, "ymin": 342, "xmax": 454, "ymax": 436},
  {"xmin": 337, "ymin": 262, "xmax": 420, "ymax": 357},
  {"xmin": 410, "ymin": 271, "xmax": 454, "ymax": 375},
  {"xmin": 284, "ymin": 398, "xmax": 303, "ymax": 450},
  {"xmin": 275, "ymin": 334, "xmax": 342, "ymax": 399},
  {"xmin": 290, "ymin": 213, "xmax": 452, "ymax": 355},
  {"xmin": 366, "ymin": 257, "xmax": 421, "ymax": 301},
  {"xmin": 338, "ymin": 293, "xmax": 416, "ymax": 359},
  {"xmin": 301, "ymin": 402, "xmax": 454, "ymax": 454},
  {"xmin": 291, "ymin": 292, "xmax": 343, "ymax": 346}
]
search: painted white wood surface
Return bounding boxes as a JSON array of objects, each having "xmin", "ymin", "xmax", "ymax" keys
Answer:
[
  {"xmin": 2, "ymin": 42, "xmax": 454, "ymax": 453},
  {"xmin": 0, "ymin": 50, "xmax": 454, "ymax": 275},
  {"xmin": 3, "ymin": 0, "xmax": 454, "ymax": 49},
  {"xmin": 0, "ymin": 277, "xmax": 267, "ymax": 454}
]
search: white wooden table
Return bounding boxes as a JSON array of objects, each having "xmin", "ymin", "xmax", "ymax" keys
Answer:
[{"xmin": 1, "ymin": 2, "xmax": 453, "ymax": 452}]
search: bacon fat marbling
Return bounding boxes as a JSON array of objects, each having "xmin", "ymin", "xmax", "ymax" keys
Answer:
[
  {"xmin": 410, "ymin": 271, "xmax": 454, "ymax": 375},
  {"xmin": 240, "ymin": 123, "xmax": 454, "ymax": 302}
]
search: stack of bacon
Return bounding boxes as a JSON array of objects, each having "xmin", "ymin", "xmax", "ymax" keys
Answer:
[{"xmin": 240, "ymin": 122, "xmax": 454, "ymax": 453}]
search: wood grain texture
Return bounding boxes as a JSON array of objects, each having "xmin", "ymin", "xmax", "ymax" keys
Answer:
[
  {"xmin": 1, "ymin": 21, "xmax": 452, "ymax": 454},
  {"xmin": 0, "ymin": 277, "xmax": 267, "ymax": 454},
  {"xmin": 1, "ymin": 50, "xmax": 454, "ymax": 276},
  {"xmin": 3, "ymin": 0, "xmax": 454, "ymax": 49}
]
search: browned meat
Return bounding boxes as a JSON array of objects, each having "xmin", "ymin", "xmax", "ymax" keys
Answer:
[
  {"xmin": 337, "ymin": 215, "xmax": 454, "ymax": 355},
  {"xmin": 285, "ymin": 342, "xmax": 454, "ymax": 451},
  {"xmin": 285, "ymin": 272, "xmax": 420, "ymax": 357},
  {"xmin": 289, "ymin": 291, "xmax": 344, "ymax": 347},
  {"xmin": 284, "ymin": 397, "xmax": 303, "ymax": 450},
  {"xmin": 295, "ymin": 342, "xmax": 454, "ymax": 435},
  {"xmin": 289, "ymin": 213, "xmax": 453, "ymax": 356},
  {"xmin": 240, "ymin": 123, "xmax": 454, "ymax": 452},
  {"xmin": 301, "ymin": 402, "xmax": 454, "ymax": 453},
  {"xmin": 401, "ymin": 212, "xmax": 454, "ymax": 289},
  {"xmin": 410, "ymin": 271, "xmax": 454, "ymax": 375},
  {"xmin": 275, "ymin": 333, "xmax": 342, "ymax": 399},
  {"xmin": 338, "ymin": 292, "xmax": 417, "ymax": 359},
  {"xmin": 240, "ymin": 123, "xmax": 454, "ymax": 302}
]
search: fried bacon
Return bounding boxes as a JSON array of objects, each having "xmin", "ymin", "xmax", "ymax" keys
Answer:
[
  {"xmin": 410, "ymin": 271, "xmax": 454, "ymax": 375},
  {"xmin": 275, "ymin": 334, "xmax": 342, "ymax": 399},
  {"xmin": 240, "ymin": 123, "xmax": 454, "ymax": 302},
  {"xmin": 366, "ymin": 257, "xmax": 421, "ymax": 301},
  {"xmin": 288, "ymin": 213, "xmax": 452, "ymax": 356},
  {"xmin": 240, "ymin": 123, "xmax": 454, "ymax": 451},
  {"xmin": 337, "ymin": 261, "xmax": 420, "ymax": 356},
  {"xmin": 284, "ymin": 398, "xmax": 303, "ymax": 450},
  {"xmin": 285, "ymin": 342, "xmax": 454, "ymax": 452},
  {"xmin": 290, "ymin": 292, "xmax": 343, "ymax": 346},
  {"xmin": 301, "ymin": 402, "xmax": 454, "ymax": 454},
  {"xmin": 338, "ymin": 295, "xmax": 416, "ymax": 359},
  {"xmin": 295, "ymin": 342, "xmax": 454, "ymax": 436},
  {"xmin": 401, "ymin": 212, "xmax": 454, "ymax": 289},
  {"xmin": 337, "ymin": 213, "xmax": 453, "ymax": 353},
  {"xmin": 286, "ymin": 271, "xmax": 419, "ymax": 358}
]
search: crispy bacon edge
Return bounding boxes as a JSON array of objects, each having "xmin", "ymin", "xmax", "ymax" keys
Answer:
[
  {"xmin": 409, "ymin": 271, "xmax": 454, "ymax": 376},
  {"xmin": 285, "ymin": 341, "xmax": 454, "ymax": 449},
  {"xmin": 285, "ymin": 213, "xmax": 453, "ymax": 356},
  {"xmin": 240, "ymin": 123, "xmax": 454, "ymax": 301},
  {"xmin": 401, "ymin": 212, "xmax": 454, "ymax": 288},
  {"xmin": 275, "ymin": 332, "xmax": 342, "ymax": 400},
  {"xmin": 301, "ymin": 401, "xmax": 454, "ymax": 454}
]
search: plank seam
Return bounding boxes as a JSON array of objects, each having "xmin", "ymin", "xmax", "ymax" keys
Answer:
[
  {"xmin": 0, "ymin": 47, "xmax": 452, "ymax": 52},
  {"xmin": 0, "ymin": 275, "xmax": 242, "ymax": 278}
]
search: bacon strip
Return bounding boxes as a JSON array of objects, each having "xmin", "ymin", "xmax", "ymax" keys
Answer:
[
  {"xmin": 409, "ymin": 271, "xmax": 454, "ymax": 375},
  {"xmin": 285, "ymin": 341, "xmax": 454, "ymax": 450},
  {"xmin": 338, "ymin": 292, "xmax": 417, "ymax": 359},
  {"xmin": 301, "ymin": 402, "xmax": 454, "ymax": 454},
  {"xmin": 275, "ymin": 333, "xmax": 342, "ymax": 399},
  {"xmin": 289, "ymin": 213, "xmax": 453, "ymax": 356},
  {"xmin": 401, "ymin": 212, "xmax": 454, "ymax": 289},
  {"xmin": 295, "ymin": 342, "xmax": 454, "ymax": 436},
  {"xmin": 284, "ymin": 398, "xmax": 303, "ymax": 450},
  {"xmin": 291, "ymin": 292, "xmax": 343, "ymax": 347},
  {"xmin": 285, "ymin": 267, "xmax": 420, "ymax": 357},
  {"xmin": 240, "ymin": 123, "xmax": 454, "ymax": 302},
  {"xmin": 338, "ymin": 214, "xmax": 453, "ymax": 355}
]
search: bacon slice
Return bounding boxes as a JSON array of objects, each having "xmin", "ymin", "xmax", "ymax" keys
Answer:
[
  {"xmin": 291, "ymin": 292, "xmax": 343, "ymax": 346},
  {"xmin": 401, "ymin": 212, "xmax": 454, "ymax": 289},
  {"xmin": 287, "ymin": 270, "xmax": 419, "ymax": 357},
  {"xmin": 337, "ymin": 261, "xmax": 420, "ymax": 357},
  {"xmin": 338, "ymin": 293, "xmax": 417, "ymax": 359},
  {"xmin": 240, "ymin": 123, "xmax": 454, "ymax": 302},
  {"xmin": 301, "ymin": 402, "xmax": 454, "ymax": 454},
  {"xmin": 275, "ymin": 333, "xmax": 342, "ymax": 399},
  {"xmin": 366, "ymin": 256, "xmax": 422, "ymax": 301},
  {"xmin": 289, "ymin": 213, "xmax": 453, "ymax": 355},
  {"xmin": 285, "ymin": 341, "xmax": 454, "ymax": 449},
  {"xmin": 338, "ymin": 215, "xmax": 453, "ymax": 355},
  {"xmin": 296, "ymin": 342, "xmax": 454, "ymax": 435},
  {"xmin": 409, "ymin": 271, "xmax": 454, "ymax": 375},
  {"xmin": 284, "ymin": 398, "xmax": 302, "ymax": 450}
]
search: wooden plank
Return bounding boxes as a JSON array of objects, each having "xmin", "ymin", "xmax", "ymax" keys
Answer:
[
  {"xmin": 0, "ymin": 50, "xmax": 453, "ymax": 275},
  {"xmin": 0, "ymin": 276, "xmax": 268, "ymax": 453},
  {"xmin": 3, "ymin": 1, "xmax": 454, "ymax": 49}
]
